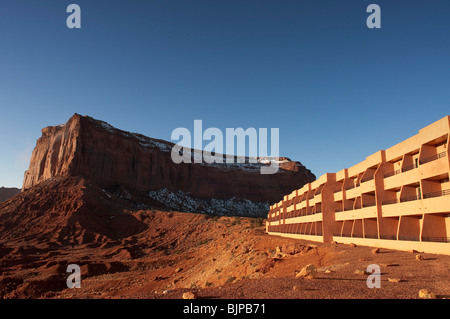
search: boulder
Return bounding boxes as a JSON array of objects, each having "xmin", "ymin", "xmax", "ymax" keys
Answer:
[{"xmin": 295, "ymin": 264, "xmax": 317, "ymax": 279}]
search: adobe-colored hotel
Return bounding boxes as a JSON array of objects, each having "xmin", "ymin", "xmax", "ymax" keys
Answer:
[{"xmin": 266, "ymin": 116, "xmax": 450, "ymax": 255}]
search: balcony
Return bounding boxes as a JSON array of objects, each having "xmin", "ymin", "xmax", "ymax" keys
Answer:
[
  {"xmin": 423, "ymin": 189, "xmax": 450, "ymax": 199},
  {"xmin": 384, "ymin": 157, "xmax": 421, "ymax": 179},
  {"xmin": 419, "ymin": 151, "xmax": 447, "ymax": 165},
  {"xmin": 334, "ymin": 205, "xmax": 377, "ymax": 221},
  {"xmin": 384, "ymin": 169, "xmax": 401, "ymax": 178},
  {"xmin": 363, "ymin": 201, "xmax": 377, "ymax": 207},
  {"xmin": 422, "ymin": 164, "xmax": 449, "ymax": 184},
  {"xmin": 382, "ymin": 198, "xmax": 398, "ymax": 205},
  {"xmin": 401, "ymin": 162, "xmax": 418, "ymax": 173},
  {"xmin": 361, "ymin": 175, "xmax": 374, "ymax": 183},
  {"xmin": 399, "ymin": 194, "xmax": 421, "ymax": 203},
  {"xmin": 382, "ymin": 194, "xmax": 422, "ymax": 217},
  {"xmin": 334, "ymin": 190, "xmax": 343, "ymax": 201},
  {"xmin": 384, "ymin": 165, "xmax": 421, "ymax": 190},
  {"xmin": 346, "ymin": 184, "xmax": 356, "ymax": 190},
  {"xmin": 422, "ymin": 189, "xmax": 450, "ymax": 213},
  {"xmin": 346, "ymin": 185, "xmax": 360, "ymax": 199},
  {"xmin": 360, "ymin": 179, "xmax": 375, "ymax": 194},
  {"xmin": 382, "ymin": 194, "xmax": 421, "ymax": 205}
]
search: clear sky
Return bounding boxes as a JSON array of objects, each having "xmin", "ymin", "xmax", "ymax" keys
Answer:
[{"xmin": 1, "ymin": 0, "xmax": 449, "ymax": 187}]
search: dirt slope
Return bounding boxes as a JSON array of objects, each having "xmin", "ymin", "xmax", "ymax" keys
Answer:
[{"xmin": 1, "ymin": 201, "xmax": 448, "ymax": 299}]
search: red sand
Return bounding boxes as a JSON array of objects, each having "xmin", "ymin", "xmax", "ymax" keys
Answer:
[{"xmin": 1, "ymin": 208, "xmax": 448, "ymax": 299}]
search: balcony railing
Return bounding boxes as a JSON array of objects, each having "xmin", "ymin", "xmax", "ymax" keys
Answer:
[
  {"xmin": 423, "ymin": 189, "xmax": 450, "ymax": 199},
  {"xmin": 384, "ymin": 169, "xmax": 401, "ymax": 178},
  {"xmin": 399, "ymin": 194, "xmax": 421, "ymax": 203},
  {"xmin": 363, "ymin": 201, "xmax": 377, "ymax": 207},
  {"xmin": 380, "ymin": 235, "xmax": 397, "ymax": 240},
  {"xmin": 361, "ymin": 175, "xmax": 375, "ymax": 183},
  {"xmin": 377, "ymin": 235, "xmax": 450, "ymax": 242},
  {"xmin": 383, "ymin": 151, "xmax": 446, "ymax": 178},
  {"xmin": 382, "ymin": 198, "xmax": 398, "ymax": 205},
  {"xmin": 384, "ymin": 163, "xmax": 418, "ymax": 177},
  {"xmin": 398, "ymin": 235, "xmax": 420, "ymax": 241},
  {"xmin": 401, "ymin": 162, "xmax": 418, "ymax": 173},
  {"xmin": 422, "ymin": 237, "xmax": 450, "ymax": 243},
  {"xmin": 419, "ymin": 151, "xmax": 447, "ymax": 165}
]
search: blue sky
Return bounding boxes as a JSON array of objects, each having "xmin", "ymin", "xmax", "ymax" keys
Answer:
[{"xmin": 1, "ymin": 1, "xmax": 449, "ymax": 187}]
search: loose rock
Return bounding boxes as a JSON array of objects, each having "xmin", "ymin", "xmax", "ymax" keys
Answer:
[
  {"xmin": 388, "ymin": 278, "xmax": 402, "ymax": 283},
  {"xmin": 182, "ymin": 292, "xmax": 197, "ymax": 299},
  {"xmin": 281, "ymin": 242, "xmax": 305, "ymax": 255},
  {"xmin": 419, "ymin": 289, "xmax": 436, "ymax": 299},
  {"xmin": 296, "ymin": 264, "xmax": 317, "ymax": 279}
]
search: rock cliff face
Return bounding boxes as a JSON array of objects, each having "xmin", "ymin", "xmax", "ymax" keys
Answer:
[{"xmin": 23, "ymin": 114, "xmax": 315, "ymax": 204}]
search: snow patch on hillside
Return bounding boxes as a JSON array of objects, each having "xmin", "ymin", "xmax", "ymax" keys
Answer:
[
  {"xmin": 147, "ymin": 188, "xmax": 269, "ymax": 218},
  {"xmin": 91, "ymin": 117, "xmax": 293, "ymax": 172}
]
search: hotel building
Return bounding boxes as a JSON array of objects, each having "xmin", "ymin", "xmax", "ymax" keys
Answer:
[{"xmin": 266, "ymin": 116, "xmax": 450, "ymax": 255}]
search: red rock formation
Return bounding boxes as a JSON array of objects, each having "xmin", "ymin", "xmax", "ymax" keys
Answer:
[
  {"xmin": 23, "ymin": 114, "xmax": 315, "ymax": 204},
  {"xmin": 0, "ymin": 187, "xmax": 20, "ymax": 203},
  {"xmin": 0, "ymin": 177, "xmax": 149, "ymax": 245}
]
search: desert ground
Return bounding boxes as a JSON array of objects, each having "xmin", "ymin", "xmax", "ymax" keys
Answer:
[{"xmin": 0, "ymin": 210, "xmax": 448, "ymax": 299}]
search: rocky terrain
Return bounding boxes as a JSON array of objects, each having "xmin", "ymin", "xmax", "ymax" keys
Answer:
[
  {"xmin": 0, "ymin": 187, "xmax": 20, "ymax": 203},
  {"xmin": 0, "ymin": 204, "xmax": 448, "ymax": 299}
]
